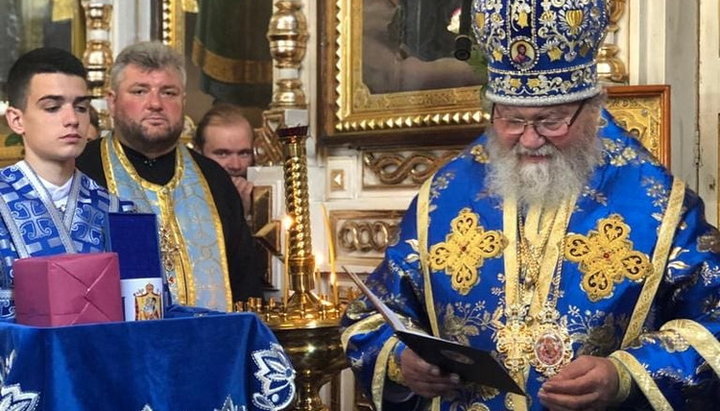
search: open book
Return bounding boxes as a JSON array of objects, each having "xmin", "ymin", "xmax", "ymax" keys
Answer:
[{"xmin": 344, "ymin": 267, "xmax": 525, "ymax": 396}]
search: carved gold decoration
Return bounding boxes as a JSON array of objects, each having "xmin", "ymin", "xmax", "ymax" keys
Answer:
[
  {"xmin": 362, "ymin": 149, "xmax": 461, "ymax": 188},
  {"xmin": 267, "ymin": 1, "xmax": 308, "ymax": 70},
  {"xmin": 607, "ymin": 85, "xmax": 671, "ymax": 167},
  {"xmin": 160, "ymin": 0, "xmax": 185, "ymax": 52},
  {"xmin": 428, "ymin": 208, "xmax": 507, "ymax": 295},
  {"xmin": 329, "ymin": 169, "xmax": 345, "ymax": 191},
  {"xmin": 318, "ymin": 0, "xmax": 487, "ymax": 146},
  {"xmin": 253, "ymin": 0, "xmax": 310, "ymax": 167},
  {"xmin": 565, "ymin": 214, "xmax": 653, "ymax": 302},
  {"xmin": 267, "ymin": 0, "xmax": 308, "ymax": 109},
  {"xmin": 81, "ymin": 0, "xmax": 113, "ymax": 130},
  {"xmin": 329, "ymin": 210, "xmax": 405, "ymax": 265},
  {"xmin": 598, "ymin": 0, "xmax": 628, "ymax": 83},
  {"xmin": 254, "ymin": 111, "xmax": 285, "ymax": 166},
  {"xmin": 339, "ymin": 220, "xmax": 397, "ymax": 253}
]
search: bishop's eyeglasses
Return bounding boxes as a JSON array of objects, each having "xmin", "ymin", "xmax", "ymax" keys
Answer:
[{"xmin": 490, "ymin": 99, "xmax": 586, "ymax": 137}]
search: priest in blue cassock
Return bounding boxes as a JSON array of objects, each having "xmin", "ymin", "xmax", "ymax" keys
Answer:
[
  {"xmin": 0, "ymin": 48, "xmax": 133, "ymax": 321},
  {"xmin": 342, "ymin": 0, "xmax": 720, "ymax": 410}
]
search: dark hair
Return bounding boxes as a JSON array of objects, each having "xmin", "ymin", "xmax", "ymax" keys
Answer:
[
  {"xmin": 5, "ymin": 47, "xmax": 87, "ymax": 110},
  {"xmin": 193, "ymin": 103, "xmax": 253, "ymax": 149}
]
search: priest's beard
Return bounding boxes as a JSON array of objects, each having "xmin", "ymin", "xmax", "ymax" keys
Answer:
[
  {"xmin": 114, "ymin": 114, "xmax": 184, "ymax": 157},
  {"xmin": 485, "ymin": 123, "xmax": 603, "ymax": 210}
]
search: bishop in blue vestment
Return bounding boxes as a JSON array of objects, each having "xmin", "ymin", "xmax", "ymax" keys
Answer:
[{"xmin": 342, "ymin": 1, "xmax": 720, "ymax": 410}]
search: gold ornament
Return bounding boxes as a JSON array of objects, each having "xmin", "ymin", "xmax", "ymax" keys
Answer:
[
  {"xmin": 530, "ymin": 307, "xmax": 573, "ymax": 376},
  {"xmin": 496, "ymin": 304, "xmax": 534, "ymax": 376},
  {"xmin": 429, "ymin": 208, "xmax": 507, "ymax": 295},
  {"xmin": 565, "ymin": 214, "xmax": 652, "ymax": 301}
]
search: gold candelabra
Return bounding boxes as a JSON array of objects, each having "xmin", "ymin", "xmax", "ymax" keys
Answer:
[
  {"xmin": 81, "ymin": 0, "xmax": 113, "ymax": 130},
  {"xmin": 238, "ymin": 126, "xmax": 347, "ymax": 411},
  {"xmin": 238, "ymin": 1, "xmax": 349, "ymax": 408}
]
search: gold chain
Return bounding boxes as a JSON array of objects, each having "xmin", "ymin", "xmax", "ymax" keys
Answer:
[
  {"xmin": 499, "ymin": 201, "xmax": 574, "ymax": 378},
  {"xmin": 517, "ymin": 208, "xmax": 557, "ymax": 296}
]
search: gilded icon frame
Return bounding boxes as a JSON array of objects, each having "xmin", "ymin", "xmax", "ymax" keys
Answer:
[
  {"xmin": 318, "ymin": 0, "xmax": 488, "ymax": 147},
  {"xmin": 606, "ymin": 84, "xmax": 671, "ymax": 167}
]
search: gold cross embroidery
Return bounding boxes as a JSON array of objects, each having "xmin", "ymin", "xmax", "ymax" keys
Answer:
[
  {"xmin": 159, "ymin": 224, "xmax": 181, "ymax": 273},
  {"xmin": 564, "ymin": 214, "xmax": 652, "ymax": 301},
  {"xmin": 428, "ymin": 208, "xmax": 507, "ymax": 295}
]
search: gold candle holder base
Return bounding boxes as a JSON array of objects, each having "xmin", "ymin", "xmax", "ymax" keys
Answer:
[
  {"xmin": 273, "ymin": 324, "xmax": 348, "ymax": 411},
  {"xmin": 238, "ymin": 295, "xmax": 347, "ymax": 411}
]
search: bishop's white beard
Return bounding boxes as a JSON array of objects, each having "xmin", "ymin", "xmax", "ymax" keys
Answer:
[{"xmin": 485, "ymin": 123, "xmax": 603, "ymax": 210}]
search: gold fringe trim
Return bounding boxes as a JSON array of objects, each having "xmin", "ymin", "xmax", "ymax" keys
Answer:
[
  {"xmin": 340, "ymin": 313, "xmax": 384, "ymax": 351},
  {"xmin": 100, "ymin": 138, "xmax": 117, "ymax": 194},
  {"xmin": 417, "ymin": 175, "xmax": 440, "ymax": 336},
  {"xmin": 610, "ymin": 351, "xmax": 672, "ymax": 410},
  {"xmin": 192, "ymin": 39, "xmax": 273, "ymax": 84},
  {"xmin": 159, "ymin": 190, "xmax": 194, "ymax": 305},
  {"xmin": 662, "ymin": 319, "xmax": 720, "ymax": 377},
  {"xmin": 371, "ymin": 336, "xmax": 400, "ymax": 411},
  {"xmin": 185, "ymin": 152, "xmax": 232, "ymax": 310},
  {"xmin": 503, "ymin": 197, "xmax": 520, "ymax": 307},
  {"xmin": 622, "ymin": 178, "xmax": 685, "ymax": 347}
]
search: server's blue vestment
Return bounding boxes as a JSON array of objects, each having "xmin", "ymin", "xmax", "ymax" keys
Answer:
[{"xmin": 0, "ymin": 161, "xmax": 133, "ymax": 321}]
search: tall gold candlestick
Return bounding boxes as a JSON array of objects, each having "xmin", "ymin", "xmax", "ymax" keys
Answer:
[{"xmin": 272, "ymin": 126, "xmax": 347, "ymax": 411}]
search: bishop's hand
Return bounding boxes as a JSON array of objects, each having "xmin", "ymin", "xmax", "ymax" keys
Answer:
[
  {"xmin": 399, "ymin": 347, "xmax": 463, "ymax": 399},
  {"xmin": 538, "ymin": 355, "xmax": 620, "ymax": 411}
]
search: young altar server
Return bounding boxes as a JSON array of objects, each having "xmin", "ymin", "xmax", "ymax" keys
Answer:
[{"xmin": 0, "ymin": 47, "xmax": 133, "ymax": 321}]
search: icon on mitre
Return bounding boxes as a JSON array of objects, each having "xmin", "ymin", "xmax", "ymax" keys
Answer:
[{"xmin": 134, "ymin": 283, "xmax": 162, "ymax": 320}]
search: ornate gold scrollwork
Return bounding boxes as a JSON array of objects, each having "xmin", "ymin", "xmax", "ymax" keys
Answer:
[
  {"xmin": 330, "ymin": 210, "xmax": 405, "ymax": 264},
  {"xmin": 254, "ymin": 111, "xmax": 286, "ymax": 166},
  {"xmin": 338, "ymin": 220, "xmax": 399, "ymax": 253},
  {"xmin": 363, "ymin": 149, "xmax": 461, "ymax": 187}
]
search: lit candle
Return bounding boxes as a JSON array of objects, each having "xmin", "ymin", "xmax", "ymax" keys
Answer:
[
  {"xmin": 282, "ymin": 215, "xmax": 294, "ymax": 307},
  {"xmin": 314, "ymin": 253, "xmax": 324, "ymax": 294},
  {"xmin": 329, "ymin": 270, "xmax": 338, "ymax": 307},
  {"xmin": 321, "ymin": 205, "xmax": 339, "ymax": 306}
]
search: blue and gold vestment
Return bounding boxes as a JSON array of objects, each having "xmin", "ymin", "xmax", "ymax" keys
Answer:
[
  {"xmin": 342, "ymin": 111, "xmax": 720, "ymax": 410},
  {"xmin": 0, "ymin": 161, "xmax": 133, "ymax": 321},
  {"xmin": 100, "ymin": 135, "xmax": 233, "ymax": 312}
]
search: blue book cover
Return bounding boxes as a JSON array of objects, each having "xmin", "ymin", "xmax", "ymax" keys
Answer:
[{"xmin": 105, "ymin": 213, "xmax": 163, "ymax": 280}]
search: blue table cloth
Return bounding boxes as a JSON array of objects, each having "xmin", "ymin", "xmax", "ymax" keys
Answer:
[{"xmin": 0, "ymin": 312, "xmax": 296, "ymax": 411}]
